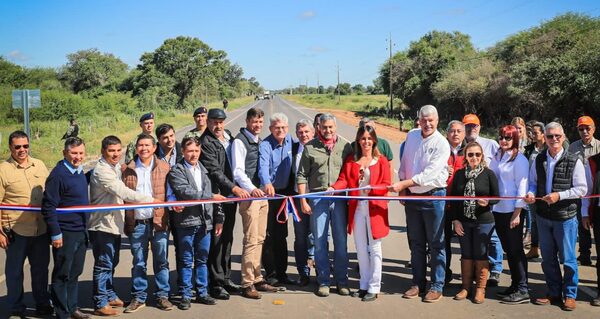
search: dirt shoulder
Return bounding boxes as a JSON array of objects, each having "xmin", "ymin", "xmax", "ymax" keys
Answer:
[{"xmin": 320, "ymin": 108, "xmax": 407, "ymax": 144}]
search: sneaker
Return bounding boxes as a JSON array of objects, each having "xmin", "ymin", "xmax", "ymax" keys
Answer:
[
  {"xmin": 423, "ymin": 290, "xmax": 443, "ymax": 303},
  {"xmin": 497, "ymin": 286, "xmax": 517, "ymax": 298},
  {"xmin": 123, "ymin": 299, "xmax": 146, "ymax": 313},
  {"xmin": 487, "ymin": 272, "xmax": 500, "ymax": 287},
  {"xmin": 196, "ymin": 295, "xmax": 217, "ymax": 305},
  {"xmin": 316, "ymin": 285, "xmax": 330, "ymax": 297},
  {"xmin": 500, "ymin": 290, "xmax": 530, "ymax": 304},
  {"xmin": 156, "ymin": 297, "xmax": 174, "ymax": 311},
  {"xmin": 591, "ymin": 296, "xmax": 600, "ymax": 307},
  {"xmin": 352, "ymin": 289, "xmax": 368, "ymax": 298},
  {"xmin": 178, "ymin": 298, "xmax": 191, "ymax": 311},
  {"xmin": 337, "ymin": 285, "xmax": 351, "ymax": 296},
  {"xmin": 361, "ymin": 292, "xmax": 378, "ymax": 302}
]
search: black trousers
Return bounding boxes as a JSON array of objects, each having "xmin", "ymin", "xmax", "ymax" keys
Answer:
[
  {"xmin": 50, "ymin": 231, "xmax": 88, "ymax": 319},
  {"xmin": 208, "ymin": 203, "xmax": 238, "ymax": 288},
  {"xmin": 577, "ymin": 210, "xmax": 592, "ymax": 257},
  {"xmin": 493, "ymin": 212, "xmax": 528, "ymax": 292},
  {"xmin": 262, "ymin": 196, "xmax": 289, "ymax": 280},
  {"xmin": 444, "ymin": 209, "xmax": 453, "ymax": 276},
  {"xmin": 592, "ymin": 211, "xmax": 600, "ymax": 291}
]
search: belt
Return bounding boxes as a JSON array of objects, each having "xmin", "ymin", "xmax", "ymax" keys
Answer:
[
  {"xmin": 409, "ymin": 187, "xmax": 445, "ymax": 196},
  {"xmin": 135, "ymin": 218, "xmax": 153, "ymax": 225}
]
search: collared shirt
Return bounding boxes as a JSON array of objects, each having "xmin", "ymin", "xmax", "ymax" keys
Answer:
[
  {"xmin": 294, "ymin": 143, "xmax": 305, "ymax": 193},
  {"xmin": 398, "ymin": 129, "xmax": 450, "ymax": 193},
  {"xmin": 475, "ymin": 136, "xmax": 499, "ymax": 165},
  {"xmin": 63, "ymin": 159, "xmax": 83, "ymax": 175},
  {"xmin": 157, "ymin": 145, "xmax": 177, "ymax": 168},
  {"xmin": 184, "ymin": 160, "xmax": 203, "ymax": 193},
  {"xmin": 0, "ymin": 156, "xmax": 48, "ymax": 236},
  {"xmin": 490, "ymin": 150, "xmax": 529, "ymax": 213},
  {"xmin": 219, "ymin": 131, "xmax": 233, "ymax": 168},
  {"xmin": 134, "ymin": 157, "xmax": 154, "ymax": 220},
  {"xmin": 232, "ymin": 128, "xmax": 260, "ymax": 193},
  {"xmin": 259, "ymin": 134, "xmax": 293, "ymax": 189},
  {"xmin": 568, "ymin": 138, "xmax": 600, "ymax": 163},
  {"xmin": 528, "ymin": 149, "xmax": 587, "ymax": 211},
  {"xmin": 528, "ymin": 144, "xmax": 544, "ymax": 167}
]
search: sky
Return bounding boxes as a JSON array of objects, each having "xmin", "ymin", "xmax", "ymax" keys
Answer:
[{"xmin": 0, "ymin": 0, "xmax": 598, "ymax": 90}]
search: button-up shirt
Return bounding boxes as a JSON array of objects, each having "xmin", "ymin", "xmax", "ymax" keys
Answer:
[
  {"xmin": 490, "ymin": 150, "xmax": 529, "ymax": 213},
  {"xmin": 259, "ymin": 134, "xmax": 293, "ymax": 189},
  {"xmin": 475, "ymin": 136, "xmax": 499, "ymax": 165},
  {"xmin": 63, "ymin": 160, "xmax": 83, "ymax": 175},
  {"xmin": 157, "ymin": 145, "xmax": 178, "ymax": 168},
  {"xmin": 134, "ymin": 157, "xmax": 154, "ymax": 220},
  {"xmin": 232, "ymin": 128, "xmax": 260, "ymax": 193},
  {"xmin": 568, "ymin": 138, "xmax": 600, "ymax": 163},
  {"xmin": 398, "ymin": 129, "xmax": 450, "ymax": 194},
  {"xmin": 0, "ymin": 156, "xmax": 48, "ymax": 236}
]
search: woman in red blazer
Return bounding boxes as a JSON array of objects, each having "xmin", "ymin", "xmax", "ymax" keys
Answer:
[{"xmin": 328, "ymin": 125, "xmax": 391, "ymax": 302}]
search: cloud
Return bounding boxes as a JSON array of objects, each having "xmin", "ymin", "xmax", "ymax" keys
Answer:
[
  {"xmin": 299, "ymin": 10, "xmax": 316, "ymax": 20},
  {"xmin": 6, "ymin": 50, "xmax": 28, "ymax": 62}
]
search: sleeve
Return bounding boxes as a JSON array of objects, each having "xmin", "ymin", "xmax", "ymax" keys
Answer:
[
  {"xmin": 41, "ymin": 171, "xmax": 62, "ymax": 238},
  {"xmin": 231, "ymin": 139, "xmax": 257, "ymax": 193},
  {"xmin": 296, "ymin": 146, "xmax": 311, "ymax": 185},
  {"xmin": 370, "ymin": 158, "xmax": 391, "ymax": 196},
  {"xmin": 488, "ymin": 169, "xmax": 501, "ymax": 206},
  {"xmin": 199, "ymin": 139, "xmax": 236, "ymax": 193},
  {"xmin": 582, "ymin": 162, "xmax": 593, "ymax": 217},
  {"xmin": 380, "ymin": 139, "xmax": 393, "ymax": 161},
  {"xmin": 558, "ymin": 159, "xmax": 588, "ymax": 200},
  {"xmin": 398, "ymin": 142, "xmax": 405, "ymax": 181},
  {"xmin": 411, "ymin": 138, "xmax": 450, "ymax": 186},
  {"xmin": 513, "ymin": 156, "xmax": 529, "ymax": 209},
  {"xmin": 528, "ymin": 160, "xmax": 538, "ymax": 196},
  {"xmin": 258, "ymin": 141, "xmax": 272, "ymax": 187},
  {"xmin": 94, "ymin": 164, "xmax": 153, "ymax": 203}
]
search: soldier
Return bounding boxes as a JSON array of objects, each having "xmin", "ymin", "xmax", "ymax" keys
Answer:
[
  {"xmin": 185, "ymin": 106, "xmax": 208, "ymax": 140},
  {"xmin": 125, "ymin": 113, "xmax": 155, "ymax": 163}
]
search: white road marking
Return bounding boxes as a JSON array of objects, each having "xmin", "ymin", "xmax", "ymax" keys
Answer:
[{"xmin": 225, "ymin": 100, "xmax": 260, "ymax": 126}]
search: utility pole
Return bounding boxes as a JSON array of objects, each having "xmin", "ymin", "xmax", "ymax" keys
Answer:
[
  {"xmin": 305, "ymin": 78, "xmax": 308, "ymax": 95},
  {"xmin": 388, "ymin": 33, "xmax": 394, "ymax": 117},
  {"xmin": 336, "ymin": 62, "xmax": 340, "ymax": 104}
]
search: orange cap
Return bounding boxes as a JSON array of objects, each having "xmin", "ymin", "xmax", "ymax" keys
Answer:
[
  {"xmin": 577, "ymin": 116, "xmax": 594, "ymax": 127},
  {"xmin": 462, "ymin": 114, "xmax": 480, "ymax": 126}
]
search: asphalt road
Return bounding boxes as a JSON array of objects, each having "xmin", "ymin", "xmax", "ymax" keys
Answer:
[{"xmin": 0, "ymin": 96, "xmax": 598, "ymax": 318}]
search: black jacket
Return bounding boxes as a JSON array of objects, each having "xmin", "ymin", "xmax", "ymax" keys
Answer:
[
  {"xmin": 155, "ymin": 141, "xmax": 183, "ymax": 165},
  {"xmin": 199, "ymin": 128, "xmax": 236, "ymax": 196},
  {"xmin": 449, "ymin": 167, "xmax": 499, "ymax": 224}
]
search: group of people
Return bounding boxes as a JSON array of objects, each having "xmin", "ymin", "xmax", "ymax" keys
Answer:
[{"xmin": 1, "ymin": 103, "xmax": 600, "ymax": 319}]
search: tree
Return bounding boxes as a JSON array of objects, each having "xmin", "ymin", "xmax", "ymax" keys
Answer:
[
  {"xmin": 352, "ymin": 84, "xmax": 366, "ymax": 94},
  {"xmin": 60, "ymin": 48, "xmax": 128, "ymax": 93}
]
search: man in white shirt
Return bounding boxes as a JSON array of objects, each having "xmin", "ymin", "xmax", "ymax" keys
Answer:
[
  {"xmin": 525, "ymin": 122, "xmax": 586, "ymax": 311},
  {"xmin": 462, "ymin": 113, "xmax": 504, "ymax": 286},
  {"xmin": 390, "ymin": 105, "xmax": 450, "ymax": 303},
  {"xmin": 231, "ymin": 107, "xmax": 278, "ymax": 299}
]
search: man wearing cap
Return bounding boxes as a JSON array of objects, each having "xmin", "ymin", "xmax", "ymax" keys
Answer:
[
  {"xmin": 185, "ymin": 106, "xmax": 208, "ymax": 140},
  {"xmin": 462, "ymin": 113, "xmax": 504, "ymax": 287},
  {"xmin": 125, "ymin": 113, "xmax": 155, "ymax": 163},
  {"xmin": 568, "ymin": 115, "xmax": 600, "ymax": 266},
  {"xmin": 199, "ymin": 108, "xmax": 250, "ymax": 300}
]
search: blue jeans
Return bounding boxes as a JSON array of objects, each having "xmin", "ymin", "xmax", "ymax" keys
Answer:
[
  {"xmin": 309, "ymin": 197, "xmax": 348, "ymax": 286},
  {"xmin": 457, "ymin": 221, "xmax": 495, "ymax": 260},
  {"xmin": 405, "ymin": 189, "xmax": 446, "ymax": 292},
  {"xmin": 129, "ymin": 223, "xmax": 170, "ymax": 302},
  {"xmin": 176, "ymin": 225, "xmax": 212, "ymax": 299},
  {"xmin": 293, "ymin": 198, "xmax": 312, "ymax": 277},
  {"xmin": 529, "ymin": 204, "xmax": 539, "ymax": 246},
  {"xmin": 488, "ymin": 229, "xmax": 504, "ymax": 274},
  {"xmin": 537, "ymin": 215, "xmax": 579, "ymax": 299},
  {"xmin": 5, "ymin": 232, "xmax": 51, "ymax": 313},
  {"xmin": 89, "ymin": 231, "xmax": 121, "ymax": 309}
]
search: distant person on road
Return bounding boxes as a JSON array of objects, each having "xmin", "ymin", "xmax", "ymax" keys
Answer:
[
  {"xmin": 223, "ymin": 98, "xmax": 229, "ymax": 110},
  {"xmin": 125, "ymin": 113, "xmax": 155, "ymax": 163},
  {"xmin": 199, "ymin": 108, "xmax": 247, "ymax": 300},
  {"xmin": 62, "ymin": 117, "xmax": 79, "ymax": 140},
  {"xmin": 185, "ymin": 106, "xmax": 208, "ymax": 140},
  {"xmin": 329, "ymin": 125, "xmax": 391, "ymax": 302},
  {"xmin": 42, "ymin": 137, "xmax": 89, "ymax": 319},
  {"xmin": 155, "ymin": 123, "xmax": 182, "ymax": 168},
  {"xmin": 0, "ymin": 131, "xmax": 53, "ymax": 318},
  {"xmin": 297, "ymin": 113, "xmax": 353, "ymax": 297},
  {"xmin": 121, "ymin": 134, "xmax": 174, "ymax": 313},
  {"xmin": 168, "ymin": 136, "xmax": 226, "ymax": 310},
  {"xmin": 88, "ymin": 135, "xmax": 156, "ymax": 316}
]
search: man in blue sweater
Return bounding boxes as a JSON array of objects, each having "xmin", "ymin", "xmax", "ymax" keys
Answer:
[{"xmin": 42, "ymin": 137, "xmax": 90, "ymax": 319}]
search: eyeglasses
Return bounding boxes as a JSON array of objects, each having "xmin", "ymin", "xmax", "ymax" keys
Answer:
[
  {"xmin": 466, "ymin": 152, "xmax": 482, "ymax": 158},
  {"xmin": 498, "ymin": 136, "xmax": 513, "ymax": 141},
  {"xmin": 546, "ymin": 134, "xmax": 563, "ymax": 140},
  {"xmin": 578, "ymin": 126, "xmax": 594, "ymax": 132},
  {"xmin": 13, "ymin": 144, "xmax": 29, "ymax": 150}
]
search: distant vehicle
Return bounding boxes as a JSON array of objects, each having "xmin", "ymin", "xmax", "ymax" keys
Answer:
[{"xmin": 263, "ymin": 90, "xmax": 271, "ymax": 99}]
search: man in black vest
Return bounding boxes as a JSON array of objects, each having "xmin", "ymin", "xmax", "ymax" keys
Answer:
[
  {"xmin": 231, "ymin": 107, "xmax": 278, "ymax": 299},
  {"xmin": 525, "ymin": 122, "xmax": 587, "ymax": 312},
  {"xmin": 200, "ymin": 108, "xmax": 250, "ymax": 300}
]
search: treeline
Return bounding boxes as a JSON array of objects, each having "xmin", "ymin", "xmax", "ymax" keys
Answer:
[
  {"xmin": 0, "ymin": 36, "xmax": 262, "ymax": 123},
  {"xmin": 284, "ymin": 83, "xmax": 383, "ymax": 96},
  {"xmin": 377, "ymin": 13, "xmax": 600, "ymax": 137}
]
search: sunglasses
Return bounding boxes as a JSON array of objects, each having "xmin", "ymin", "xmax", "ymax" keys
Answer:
[
  {"xmin": 498, "ymin": 136, "xmax": 513, "ymax": 141},
  {"xmin": 467, "ymin": 152, "xmax": 482, "ymax": 158},
  {"xmin": 546, "ymin": 134, "xmax": 563, "ymax": 140},
  {"xmin": 578, "ymin": 126, "xmax": 594, "ymax": 132},
  {"xmin": 13, "ymin": 144, "xmax": 29, "ymax": 150}
]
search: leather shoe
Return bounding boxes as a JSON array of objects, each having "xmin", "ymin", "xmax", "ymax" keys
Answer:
[
  {"xmin": 423, "ymin": 290, "xmax": 443, "ymax": 303},
  {"xmin": 242, "ymin": 286, "xmax": 262, "ymax": 299},
  {"xmin": 298, "ymin": 275, "xmax": 310, "ymax": 287},
  {"xmin": 224, "ymin": 281, "xmax": 241, "ymax": 293},
  {"xmin": 108, "ymin": 298, "xmax": 125, "ymax": 307},
  {"xmin": 533, "ymin": 295, "xmax": 563, "ymax": 306},
  {"xmin": 71, "ymin": 309, "xmax": 91, "ymax": 319},
  {"xmin": 196, "ymin": 295, "xmax": 217, "ymax": 305},
  {"xmin": 562, "ymin": 298, "xmax": 576, "ymax": 311},
  {"xmin": 255, "ymin": 281, "xmax": 279, "ymax": 292},
  {"xmin": 94, "ymin": 306, "xmax": 118, "ymax": 317},
  {"xmin": 403, "ymin": 286, "xmax": 421, "ymax": 299},
  {"xmin": 210, "ymin": 286, "xmax": 230, "ymax": 300}
]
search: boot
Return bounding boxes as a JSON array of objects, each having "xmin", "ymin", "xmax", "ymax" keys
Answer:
[
  {"xmin": 454, "ymin": 259, "xmax": 474, "ymax": 300},
  {"xmin": 525, "ymin": 246, "xmax": 539, "ymax": 259},
  {"xmin": 473, "ymin": 260, "xmax": 489, "ymax": 304}
]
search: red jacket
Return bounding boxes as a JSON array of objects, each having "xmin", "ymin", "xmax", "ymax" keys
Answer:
[
  {"xmin": 446, "ymin": 147, "xmax": 465, "ymax": 192},
  {"xmin": 332, "ymin": 155, "xmax": 391, "ymax": 240}
]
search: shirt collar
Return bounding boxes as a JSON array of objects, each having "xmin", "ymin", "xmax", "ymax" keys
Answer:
[
  {"xmin": 547, "ymin": 148, "xmax": 565, "ymax": 160},
  {"xmin": 8, "ymin": 156, "xmax": 34, "ymax": 169},
  {"xmin": 184, "ymin": 160, "xmax": 199, "ymax": 170},
  {"xmin": 63, "ymin": 159, "xmax": 83, "ymax": 174},
  {"xmin": 135, "ymin": 156, "xmax": 154, "ymax": 169},
  {"xmin": 243, "ymin": 128, "xmax": 259, "ymax": 143}
]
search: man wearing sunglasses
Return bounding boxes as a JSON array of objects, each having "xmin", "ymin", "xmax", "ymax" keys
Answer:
[
  {"xmin": 0, "ymin": 131, "xmax": 53, "ymax": 318},
  {"xmin": 568, "ymin": 116, "xmax": 600, "ymax": 267}
]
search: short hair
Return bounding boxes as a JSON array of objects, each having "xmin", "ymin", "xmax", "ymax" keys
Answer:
[
  {"xmin": 246, "ymin": 107, "xmax": 264, "ymax": 120},
  {"xmin": 270, "ymin": 113, "xmax": 288, "ymax": 126},
  {"xmin": 419, "ymin": 105, "xmax": 438, "ymax": 119},
  {"xmin": 532, "ymin": 121, "xmax": 545, "ymax": 133},
  {"xmin": 181, "ymin": 136, "xmax": 200, "ymax": 149},
  {"xmin": 296, "ymin": 119, "xmax": 313, "ymax": 131},
  {"xmin": 135, "ymin": 133, "xmax": 156, "ymax": 146},
  {"xmin": 319, "ymin": 113, "xmax": 336, "ymax": 125},
  {"xmin": 101, "ymin": 135, "xmax": 121, "ymax": 150},
  {"xmin": 155, "ymin": 123, "xmax": 174, "ymax": 138},
  {"xmin": 8, "ymin": 130, "xmax": 28, "ymax": 145},
  {"xmin": 446, "ymin": 120, "xmax": 464, "ymax": 132},
  {"xmin": 64, "ymin": 137, "xmax": 84, "ymax": 151},
  {"xmin": 545, "ymin": 122, "xmax": 564, "ymax": 134},
  {"xmin": 313, "ymin": 113, "xmax": 323, "ymax": 128}
]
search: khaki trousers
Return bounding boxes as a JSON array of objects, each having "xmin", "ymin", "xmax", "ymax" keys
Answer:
[{"xmin": 238, "ymin": 199, "xmax": 269, "ymax": 287}]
